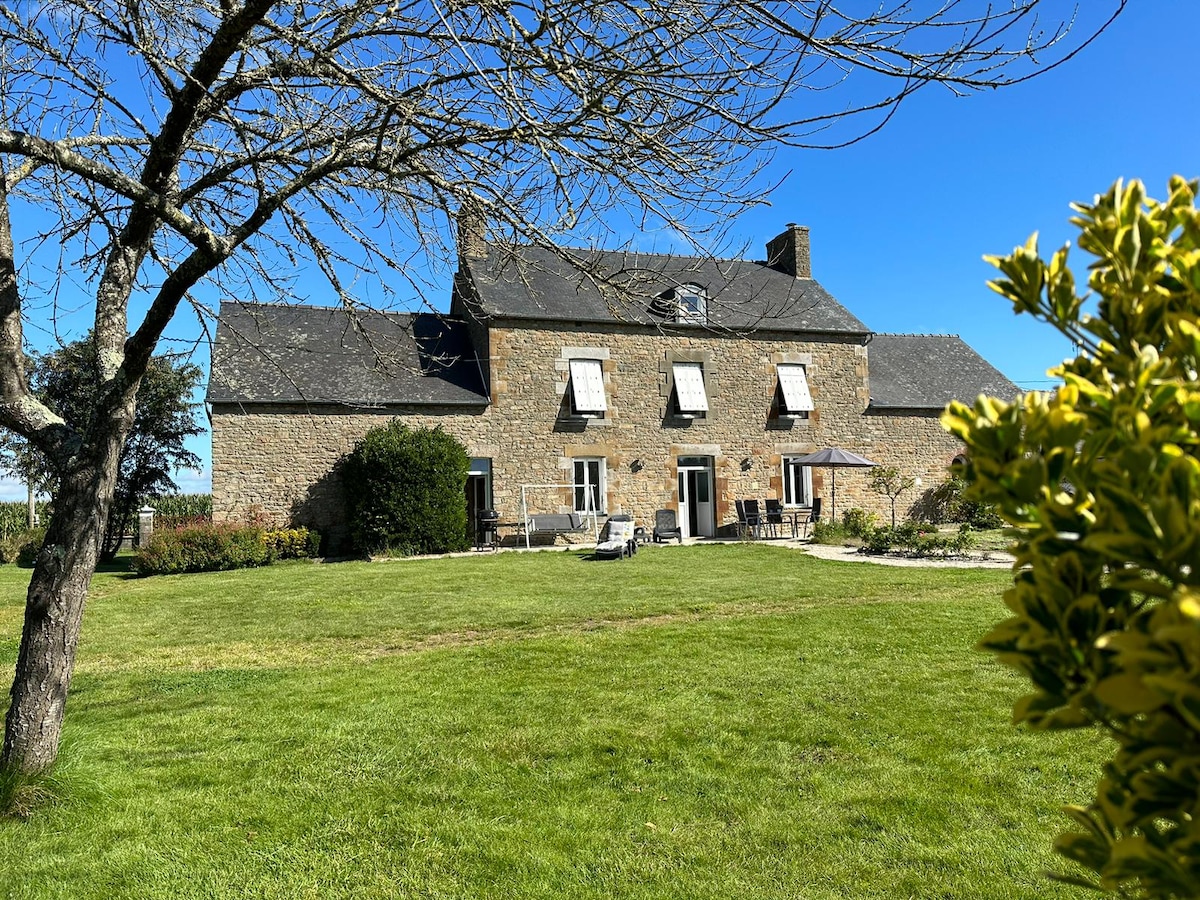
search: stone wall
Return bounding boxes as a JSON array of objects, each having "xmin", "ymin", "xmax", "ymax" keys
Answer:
[
  {"xmin": 847, "ymin": 409, "xmax": 965, "ymax": 522},
  {"xmin": 211, "ymin": 319, "xmax": 963, "ymax": 547}
]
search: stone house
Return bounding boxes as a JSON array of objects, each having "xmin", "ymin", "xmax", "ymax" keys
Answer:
[{"xmin": 207, "ymin": 224, "xmax": 1018, "ymax": 549}]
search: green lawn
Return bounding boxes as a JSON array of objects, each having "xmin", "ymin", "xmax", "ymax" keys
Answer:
[{"xmin": 0, "ymin": 545, "xmax": 1101, "ymax": 899}]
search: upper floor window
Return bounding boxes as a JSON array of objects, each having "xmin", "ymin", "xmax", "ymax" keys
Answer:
[
  {"xmin": 671, "ymin": 361, "xmax": 709, "ymax": 418},
  {"xmin": 776, "ymin": 363, "xmax": 814, "ymax": 418},
  {"xmin": 652, "ymin": 284, "xmax": 707, "ymax": 324},
  {"xmin": 676, "ymin": 285, "xmax": 707, "ymax": 324},
  {"xmin": 568, "ymin": 358, "xmax": 607, "ymax": 418}
]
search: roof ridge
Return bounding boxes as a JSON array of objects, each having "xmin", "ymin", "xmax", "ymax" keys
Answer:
[
  {"xmin": 874, "ymin": 331, "xmax": 962, "ymax": 338},
  {"xmin": 499, "ymin": 241, "xmax": 755, "ymax": 266},
  {"xmin": 218, "ymin": 300, "xmax": 435, "ymax": 321}
]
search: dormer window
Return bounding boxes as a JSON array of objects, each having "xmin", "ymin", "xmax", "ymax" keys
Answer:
[
  {"xmin": 652, "ymin": 284, "xmax": 707, "ymax": 324},
  {"xmin": 568, "ymin": 358, "xmax": 607, "ymax": 418},
  {"xmin": 671, "ymin": 361, "xmax": 709, "ymax": 418},
  {"xmin": 676, "ymin": 285, "xmax": 706, "ymax": 323},
  {"xmin": 776, "ymin": 363, "xmax": 814, "ymax": 419}
]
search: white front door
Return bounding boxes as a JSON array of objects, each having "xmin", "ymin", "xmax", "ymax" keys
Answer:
[{"xmin": 677, "ymin": 456, "xmax": 715, "ymax": 538}]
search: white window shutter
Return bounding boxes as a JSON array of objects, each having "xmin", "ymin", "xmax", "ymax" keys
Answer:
[
  {"xmin": 672, "ymin": 362, "xmax": 709, "ymax": 413},
  {"xmin": 569, "ymin": 358, "xmax": 607, "ymax": 413},
  {"xmin": 777, "ymin": 363, "xmax": 814, "ymax": 413}
]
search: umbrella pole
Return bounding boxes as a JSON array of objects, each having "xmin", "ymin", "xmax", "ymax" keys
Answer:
[{"xmin": 830, "ymin": 469, "xmax": 837, "ymax": 523}]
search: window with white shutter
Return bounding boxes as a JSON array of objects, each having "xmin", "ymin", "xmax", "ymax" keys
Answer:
[
  {"xmin": 568, "ymin": 358, "xmax": 607, "ymax": 417},
  {"xmin": 672, "ymin": 361, "xmax": 709, "ymax": 416},
  {"xmin": 777, "ymin": 363, "xmax": 814, "ymax": 417}
]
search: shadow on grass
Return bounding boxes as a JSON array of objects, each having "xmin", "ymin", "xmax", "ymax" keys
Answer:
[{"xmin": 96, "ymin": 554, "xmax": 135, "ymax": 575}]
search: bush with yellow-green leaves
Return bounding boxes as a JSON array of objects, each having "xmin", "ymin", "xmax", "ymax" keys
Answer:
[{"xmin": 942, "ymin": 177, "xmax": 1200, "ymax": 898}]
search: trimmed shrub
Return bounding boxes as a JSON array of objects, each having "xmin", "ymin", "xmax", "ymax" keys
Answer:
[
  {"xmin": 841, "ymin": 507, "xmax": 877, "ymax": 539},
  {"xmin": 861, "ymin": 522, "xmax": 974, "ymax": 557},
  {"xmin": 808, "ymin": 520, "xmax": 846, "ymax": 545},
  {"xmin": 14, "ymin": 528, "xmax": 46, "ymax": 568},
  {"xmin": 0, "ymin": 527, "xmax": 44, "ymax": 564},
  {"xmin": 342, "ymin": 422, "xmax": 470, "ymax": 556},
  {"xmin": 132, "ymin": 522, "xmax": 273, "ymax": 575},
  {"xmin": 263, "ymin": 527, "xmax": 320, "ymax": 560}
]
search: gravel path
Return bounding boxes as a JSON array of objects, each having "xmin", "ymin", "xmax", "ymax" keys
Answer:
[{"xmin": 800, "ymin": 541, "xmax": 1015, "ymax": 569}]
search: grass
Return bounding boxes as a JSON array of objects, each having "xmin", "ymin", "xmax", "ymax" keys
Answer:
[
  {"xmin": 0, "ymin": 544, "xmax": 1102, "ymax": 899},
  {"xmin": 966, "ymin": 528, "xmax": 1020, "ymax": 553}
]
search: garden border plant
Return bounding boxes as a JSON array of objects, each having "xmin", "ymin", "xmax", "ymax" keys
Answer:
[
  {"xmin": 131, "ymin": 522, "xmax": 319, "ymax": 576},
  {"xmin": 944, "ymin": 177, "xmax": 1200, "ymax": 897}
]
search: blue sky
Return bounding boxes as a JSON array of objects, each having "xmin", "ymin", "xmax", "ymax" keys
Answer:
[
  {"xmin": 725, "ymin": 0, "xmax": 1195, "ymax": 394},
  {"xmin": 1, "ymin": 1, "xmax": 1193, "ymax": 500}
]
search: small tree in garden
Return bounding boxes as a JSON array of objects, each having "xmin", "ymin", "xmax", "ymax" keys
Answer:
[
  {"xmin": 868, "ymin": 466, "xmax": 915, "ymax": 528},
  {"xmin": 343, "ymin": 423, "xmax": 470, "ymax": 556},
  {"xmin": 942, "ymin": 177, "xmax": 1200, "ymax": 898}
]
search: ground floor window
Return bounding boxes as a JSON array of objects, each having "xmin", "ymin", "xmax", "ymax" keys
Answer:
[
  {"xmin": 781, "ymin": 456, "xmax": 813, "ymax": 507},
  {"xmin": 573, "ymin": 457, "xmax": 606, "ymax": 514},
  {"xmin": 466, "ymin": 458, "xmax": 493, "ymax": 537}
]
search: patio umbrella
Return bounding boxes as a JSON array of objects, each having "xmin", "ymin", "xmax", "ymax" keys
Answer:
[{"xmin": 791, "ymin": 447, "xmax": 879, "ymax": 523}]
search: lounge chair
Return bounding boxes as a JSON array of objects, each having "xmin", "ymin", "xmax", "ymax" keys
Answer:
[
  {"xmin": 652, "ymin": 509, "xmax": 682, "ymax": 543},
  {"xmin": 594, "ymin": 514, "xmax": 637, "ymax": 560}
]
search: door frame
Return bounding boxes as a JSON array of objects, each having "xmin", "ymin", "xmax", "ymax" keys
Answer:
[
  {"xmin": 676, "ymin": 456, "xmax": 715, "ymax": 539},
  {"xmin": 465, "ymin": 458, "xmax": 493, "ymax": 536}
]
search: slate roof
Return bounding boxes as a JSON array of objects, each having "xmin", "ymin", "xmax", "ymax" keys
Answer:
[
  {"xmin": 207, "ymin": 302, "xmax": 489, "ymax": 407},
  {"xmin": 462, "ymin": 245, "xmax": 870, "ymax": 335},
  {"xmin": 867, "ymin": 334, "xmax": 1021, "ymax": 410}
]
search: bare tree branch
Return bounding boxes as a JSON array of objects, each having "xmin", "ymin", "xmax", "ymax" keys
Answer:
[{"xmin": 0, "ymin": 0, "xmax": 1128, "ymax": 775}]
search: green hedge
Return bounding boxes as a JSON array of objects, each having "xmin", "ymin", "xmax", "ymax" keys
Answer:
[
  {"xmin": 263, "ymin": 527, "xmax": 321, "ymax": 560},
  {"xmin": 342, "ymin": 422, "xmax": 470, "ymax": 556},
  {"xmin": 132, "ymin": 523, "xmax": 319, "ymax": 575}
]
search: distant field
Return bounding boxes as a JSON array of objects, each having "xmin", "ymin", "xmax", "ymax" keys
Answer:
[{"xmin": 0, "ymin": 545, "xmax": 1102, "ymax": 899}]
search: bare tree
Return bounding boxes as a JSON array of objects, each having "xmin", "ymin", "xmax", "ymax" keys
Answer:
[
  {"xmin": 0, "ymin": 0, "xmax": 1125, "ymax": 776},
  {"xmin": 869, "ymin": 465, "xmax": 917, "ymax": 529}
]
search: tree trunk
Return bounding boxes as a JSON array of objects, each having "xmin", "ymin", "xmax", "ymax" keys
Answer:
[{"xmin": 2, "ymin": 451, "xmax": 120, "ymax": 774}]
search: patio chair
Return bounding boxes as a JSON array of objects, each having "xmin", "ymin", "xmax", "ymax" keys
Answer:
[
  {"xmin": 764, "ymin": 499, "xmax": 784, "ymax": 538},
  {"xmin": 734, "ymin": 499, "xmax": 748, "ymax": 537},
  {"xmin": 653, "ymin": 509, "xmax": 683, "ymax": 543},
  {"xmin": 810, "ymin": 497, "xmax": 822, "ymax": 525},
  {"xmin": 594, "ymin": 514, "xmax": 637, "ymax": 560},
  {"xmin": 742, "ymin": 499, "xmax": 764, "ymax": 539}
]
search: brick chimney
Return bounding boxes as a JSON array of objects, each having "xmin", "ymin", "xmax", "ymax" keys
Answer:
[
  {"xmin": 457, "ymin": 203, "xmax": 488, "ymax": 260},
  {"xmin": 766, "ymin": 223, "xmax": 811, "ymax": 278}
]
